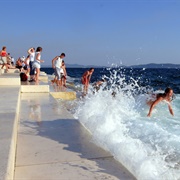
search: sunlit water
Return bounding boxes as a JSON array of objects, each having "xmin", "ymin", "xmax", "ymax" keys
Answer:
[
  {"xmin": 47, "ymin": 67, "xmax": 180, "ymax": 179},
  {"xmin": 73, "ymin": 91, "xmax": 180, "ymax": 180}
]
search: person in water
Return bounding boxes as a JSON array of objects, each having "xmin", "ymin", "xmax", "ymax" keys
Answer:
[
  {"xmin": 147, "ymin": 87, "xmax": 174, "ymax": 117},
  {"xmin": 81, "ymin": 68, "xmax": 94, "ymax": 94},
  {"xmin": 93, "ymin": 78, "xmax": 106, "ymax": 93}
]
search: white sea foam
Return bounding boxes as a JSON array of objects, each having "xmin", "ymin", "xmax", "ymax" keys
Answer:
[{"xmin": 72, "ymin": 69, "xmax": 180, "ymax": 180}]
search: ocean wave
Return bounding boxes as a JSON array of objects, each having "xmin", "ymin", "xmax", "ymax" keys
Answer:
[
  {"xmin": 71, "ymin": 68, "xmax": 180, "ymax": 180},
  {"xmin": 52, "ymin": 67, "xmax": 180, "ymax": 179},
  {"xmin": 74, "ymin": 90, "xmax": 180, "ymax": 179}
]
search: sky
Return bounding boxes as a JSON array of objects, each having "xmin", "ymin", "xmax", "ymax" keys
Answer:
[{"xmin": 1, "ymin": 0, "xmax": 180, "ymax": 67}]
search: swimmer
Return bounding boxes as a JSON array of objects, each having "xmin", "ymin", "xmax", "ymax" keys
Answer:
[
  {"xmin": 147, "ymin": 87, "xmax": 174, "ymax": 117},
  {"xmin": 93, "ymin": 78, "xmax": 106, "ymax": 92}
]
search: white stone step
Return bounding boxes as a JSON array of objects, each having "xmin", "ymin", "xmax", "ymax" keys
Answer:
[
  {"xmin": 0, "ymin": 73, "xmax": 20, "ymax": 85},
  {"xmin": 21, "ymin": 85, "xmax": 49, "ymax": 93}
]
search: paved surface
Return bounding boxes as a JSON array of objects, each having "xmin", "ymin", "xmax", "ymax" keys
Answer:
[
  {"xmin": 0, "ymin": 86, "xmax": 20, "ymax": 180},
  {"xmin": 14, "ymin": 93, "xmax": 135, "ymax": 180}
]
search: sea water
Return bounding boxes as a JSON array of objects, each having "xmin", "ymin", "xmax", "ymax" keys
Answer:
[{"xmin": 44, "ymin": 67, "xmax": 180, "ymax": 179}]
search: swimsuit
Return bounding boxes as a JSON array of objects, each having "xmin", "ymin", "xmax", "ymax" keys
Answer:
[{"xmin": 1, "ymin": 51, "xmax": 6, "ymax": 57}]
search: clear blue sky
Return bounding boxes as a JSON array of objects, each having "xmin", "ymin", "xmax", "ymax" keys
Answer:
[{"xmin": 1, "ymin": 0, "xmax": 180, "ymax": 67}]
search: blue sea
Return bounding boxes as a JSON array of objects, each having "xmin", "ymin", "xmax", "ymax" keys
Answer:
[{"xmin": 42, "ymin": 67, "xmax": 180, "ymax": 180}]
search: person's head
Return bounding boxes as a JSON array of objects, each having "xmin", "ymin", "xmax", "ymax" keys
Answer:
[
  {"xmin": 62, "ymin": 60, "xmax": 65, "ymax": 65},
  {"xmin": 31, "ymin": 47, "xmax": 35, "ymax": 52},
  {"xmin": 164, "ymin": 87, "xmax": 173, "ymax": 98},
  {"xmin": 60, "ymin": 53, "xmax": 65, "ymax": 58},
  {"xmin": 2, "ymin": 46, "xmax": 6, "ymax": 51},
  {"xmin": 36, "ymin": 47, "xmax": 42, "ymax": 52},
  {"xmin": 89, "ymin": 68, "xmax": 94, "ymax": 74}
]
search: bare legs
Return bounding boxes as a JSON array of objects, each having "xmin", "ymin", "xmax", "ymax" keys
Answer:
[
  {"xmin": 1, "ymin": 63, "xmax": 9, "ymax": 72},
  {"xmin": 83, "ymin": 83, "xmax": 89, "ymax": 95},
  {"xmin": 34, "ymin": 68, "xmax": 40, "ymax": 83}
]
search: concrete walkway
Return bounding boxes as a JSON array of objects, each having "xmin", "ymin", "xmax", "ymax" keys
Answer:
[
  {"xmin": 14, "ymin": 93, "xmax": 135, "ymax": 180},
  {"xmin": 0, "ymin": 86, "xmax": 20, "ymax": 180}
]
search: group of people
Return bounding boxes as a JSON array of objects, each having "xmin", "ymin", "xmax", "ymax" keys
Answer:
[
  {"xmin": 0, "ymin": 46, "xmax": 175, "ymax": 117},
  {"xmin": 27, "ymin": 47, "xmax": 44, "ymax": 83},
  {"xmin": 14, "ymin": 47, "xmax": 44, "ymax": 83},
  {"xmin": 0, "ymin": 45, "xmax": 68, "ymax": 85},
  {"xmin": 19, "ymin": 47, "xmax": 67, "ymax": 85},
  {"xmin": 81, "ymin": 68, "xmax": 175, "ymax": 117},
  {"xmin": 0, "ymin": 46, "xmax": 45, "ymax": 83}
]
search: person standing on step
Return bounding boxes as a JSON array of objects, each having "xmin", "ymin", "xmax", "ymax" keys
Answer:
[
  {"xmin": 81, "ymin": 68, "xmax": 94, "ymax": 95},
  {"xmin": 28, "ymin": 47, "xmax": 35, "ymax": 82},
  {"xmin": 0, "ymin": 46, "xmax": 9, "ymax": 72},
  {"xmin": 32, "ymin": 47, "xmax": 44, "ymax": 83},
  {"xmin": 52, "ymin": 53, "xmax": 66, "ymax": 86},
  {"xmin": 61, "ymin": 60, "xmax": 67, "ymax": 87}
]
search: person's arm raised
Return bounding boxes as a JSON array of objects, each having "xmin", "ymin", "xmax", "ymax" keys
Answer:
[{"xmin": 27, "ymin": 48, "xmax": 33, "ymax": 55}]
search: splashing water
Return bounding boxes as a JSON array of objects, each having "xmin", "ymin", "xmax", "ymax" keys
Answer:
[{"xmin": 65, "ymin": 68, "xmax": 180, "ymax": 180}]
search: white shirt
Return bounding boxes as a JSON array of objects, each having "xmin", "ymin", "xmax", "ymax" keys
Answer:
[
  {"xmin": 34, "ymin": 52, "xmax": 41, "ymax": 64},
  {"xmin": 55, "ymin": 57, "xmax": 62, "ymax": 68},
  {"xmin": 29, "ymin": 52, "xmax": 35, "ymax": 62}
]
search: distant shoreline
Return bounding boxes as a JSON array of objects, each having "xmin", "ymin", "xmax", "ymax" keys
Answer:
[{"xmin": 42, "ymin": 63, "xmax": 180, "ymax": 69}]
